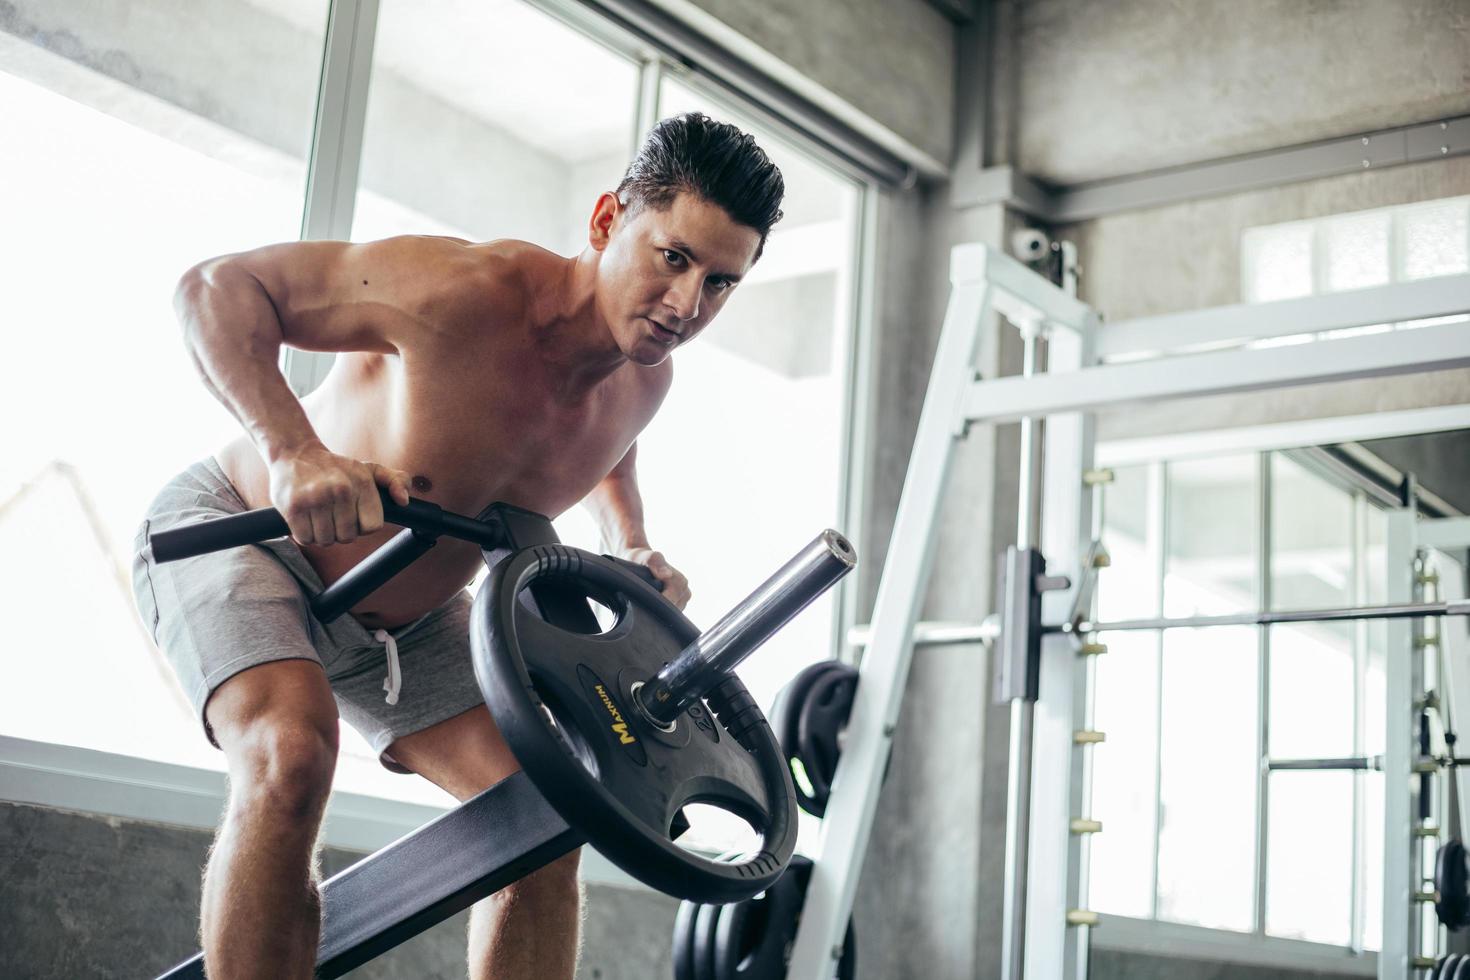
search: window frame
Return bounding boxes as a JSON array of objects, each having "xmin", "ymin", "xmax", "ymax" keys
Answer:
[{"xmin": 1091, "ymin": 447, "xmax": 1401, "ymax": 953}]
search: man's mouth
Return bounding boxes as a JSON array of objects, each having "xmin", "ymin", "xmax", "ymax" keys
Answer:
[{"xmin": 645, "ymin": 318, "xmax": 680, "ymax": 343}]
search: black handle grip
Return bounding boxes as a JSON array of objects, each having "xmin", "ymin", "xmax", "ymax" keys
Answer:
[
  {"xmin": 149, "ymin": 487, "xmax": 414, "ymax": 563},
  {"xmin": 150, "ymin": 507, "xmax": 291, "ymax": 562}
]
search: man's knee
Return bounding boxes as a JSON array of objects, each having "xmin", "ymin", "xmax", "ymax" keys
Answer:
[
  {"xmin": 209, "ymin": 664, "xmax": 340, "ymax": 820},
  {"xmin": 229, "ymin": 720, "xmax": 339, "ymax": 818}
]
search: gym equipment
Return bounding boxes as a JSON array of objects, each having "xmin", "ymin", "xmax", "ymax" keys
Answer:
[
  {"xmin": 771, "ymin": 661, "xmax": 859, "ymax": 817},
  {"xmin": 1437, "ymin": 840, "xmax": 1469, "ymax": 929},
  {"xmin": 146, "ymin": 491, "xmax": 854, "ymax": 977},
  {"xmin": 783, "ymin": 242, "xmax": 1470, "ymax": 980},
  {"xmin": 672, "ymin": 856, "xmax": 854, "ymax": 980}
]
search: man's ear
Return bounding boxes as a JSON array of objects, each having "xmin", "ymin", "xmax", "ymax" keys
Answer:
[{"xmin": 588, "ymin": 191, "xmax": 623, "ymax": 252}]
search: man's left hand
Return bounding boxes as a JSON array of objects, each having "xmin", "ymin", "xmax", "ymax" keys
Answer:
[{"xmin": 620, "ymin": 547, "xmax": 691, "ymax": 610}]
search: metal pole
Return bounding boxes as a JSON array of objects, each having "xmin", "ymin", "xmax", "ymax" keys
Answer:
[
  {"xmin": 1266, "ymin": 756, "xmax": 1384, "ymax": 771},
  {"xmin": 846, "ymin": 617, "xmax": 1001, "ymax": 648},
  {"xmin": 1001, "ymin": 325, "xmax": 1043, "ymax": 980},
  {"xmin": 637, "ymin": 530, "xmax": 857, "ymax": 726},
  {"xmin": 1061, "ymin": 599, "xmax": 1470, "ymax": 635}
]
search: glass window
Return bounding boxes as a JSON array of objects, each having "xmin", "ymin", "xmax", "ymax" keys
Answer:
[
  {"xmin": 1241, "ymin": 196, "xmax": 1470, "ymax": 337},
  {"xmin": 352, "ymin": 0, "xmax": 641, "ymax": 250},
  {"xmin": 1088, "ymin": 630, "xmax": 1161, "ymax": 918},
  {"xmin": 0, "ymin": 6, "xmax": 329, "ymax": 771},
  {"xmin": 1090, "ymin": 448, "xmax": 1397, "ymax": 950},
  {"xmin": 1265, "ymin": 772, "xmax": 1353, "ymax": 944},
  {"xmin": 1155, "ymin": 626, "xmax": 1259, "ymax": 931},
  {"xmin": 1163, "ymin": 456, "xmax": 1259, "ymax": 618},
  {"xmin": 1096, "ymin": 464, "xmax": 1158, "ymax": 623},
  {"xmin": 1270, "ymin": 454, "xmax": 1352, "ymax": 611}
]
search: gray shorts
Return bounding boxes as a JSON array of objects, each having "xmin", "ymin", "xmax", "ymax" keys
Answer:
[{"xmin": 129, "ymin": 455, "xmax": 486, "ymax": 773}]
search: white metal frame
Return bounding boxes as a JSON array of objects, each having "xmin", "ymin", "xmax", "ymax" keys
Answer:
[{"xmin": 790, "ymin": 242, "xmax": 1470, "ymax": 979}]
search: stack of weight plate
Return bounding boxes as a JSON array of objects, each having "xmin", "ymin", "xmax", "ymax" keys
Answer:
[{"xmin": 669, "ymin": 660, "xmax": 863, "ymax": 980}]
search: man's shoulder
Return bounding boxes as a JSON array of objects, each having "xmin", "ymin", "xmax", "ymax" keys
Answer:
[{"xmin": 388, "ymin": 236, "xmax": 553, "ymax": 326}]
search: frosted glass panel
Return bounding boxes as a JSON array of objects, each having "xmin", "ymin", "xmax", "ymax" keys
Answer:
[
  {"xmin": 1400, "ymin": 200, "xmax": 1469, "ymax": 280},
  {"xmin": 1243, "ymin": 223, "xmax": 1314, "ymax": 302},
  {"xmin": 1323, "ymin": 211, "xmax": 1390, "ymax": 292}
]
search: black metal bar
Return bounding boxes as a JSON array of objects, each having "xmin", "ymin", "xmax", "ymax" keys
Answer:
[
  {"xmin": 148, "ymin": 490, "xmax": 508, "ymax": 564},
  {"xmin": 312, "ymin": 529, "xmax": 438, "ymax": 623},
  {"xmin": 154, "ymin": 772, "xmax": 584, "ymax": 980}
]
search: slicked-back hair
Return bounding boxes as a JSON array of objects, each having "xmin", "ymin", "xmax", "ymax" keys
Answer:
[{"xmin": 616, "ymin": 112, "xmax": 785, "ymax": 259}]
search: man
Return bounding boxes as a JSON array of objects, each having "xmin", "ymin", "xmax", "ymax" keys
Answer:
[{"xmin": 130, "ymin": 111, "xmax": 784, "ymax": 980}]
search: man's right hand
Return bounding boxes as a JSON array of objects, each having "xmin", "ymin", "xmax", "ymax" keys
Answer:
[{"xmin": 268, "ymin": 445, "xmax": 414, "ymax": 547}]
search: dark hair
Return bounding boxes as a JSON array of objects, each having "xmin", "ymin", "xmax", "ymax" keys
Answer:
[{"xmin": 616, "ymin": 112, "xmax": 785, "ymax": 258}]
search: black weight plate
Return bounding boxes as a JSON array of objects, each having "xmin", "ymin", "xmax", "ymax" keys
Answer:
[
  {"xmin": 693, "ymin": 902, "xmax": 725, "ymax": 980},
  {"xmin": 773, "ymin": 661, "xmax": 849, "ymax": 815},
  {"xmin": 1454, "ymin": 954, "xmax": 1470, "ymax": 980},
  {"xmin": 1438, "ymin": 839, "xmax": 1470, "ymax": 928},
  {"xmin": 1442, "ymin": 954, "xmax": 1462, "ymax": 980},
  {"xmin": 673, "ymin": 900, "xmax": 701, "ymax": 980},
  {"xmin": 773, "ymin": 662, "xmax": 841, "ymax": 754},
  {"xmin": 711, "ymin": 855, "xmax": 812, "ymax": 980},
  {"xmin": 793, "ymin": 664, "xmax": 859, "ymax": 817},
  {"xmin": 472, "ymin": 545, "xmax": 797, "ymax": 904},
  {"xmin": 703, "ymin": 854, "xmax": 857, "ymax": 980}
]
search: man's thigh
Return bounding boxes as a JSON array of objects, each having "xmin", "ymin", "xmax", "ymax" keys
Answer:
[
  {"xmin": 327, "ymin": 589, "xmax": 489, "ymax": 775},
  {"xmin": 385, "ymin": 704, "xmax": 522, "ymax": 801}
]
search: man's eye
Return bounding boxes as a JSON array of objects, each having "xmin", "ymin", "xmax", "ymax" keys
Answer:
[
  {"xmin": 663, "ymin": 249, "xmax": 685, "ymax": 267},
  {"xmin": 707, "ymin": 278, "xmax": 731, "ymax": 293}
]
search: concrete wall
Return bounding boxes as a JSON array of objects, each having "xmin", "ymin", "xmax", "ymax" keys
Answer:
[
  {"xmin": 999, "ymin": 0, "xmax": 1470, "ymax": 184},
  {"xmin": 0, "ymin": 800, "xmax": 678, "ymax": 980}
]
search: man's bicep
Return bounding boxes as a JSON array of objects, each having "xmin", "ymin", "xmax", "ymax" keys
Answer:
[{"xmin": 225, "ymin": 237, "xmax": 452, "ymax": 354}]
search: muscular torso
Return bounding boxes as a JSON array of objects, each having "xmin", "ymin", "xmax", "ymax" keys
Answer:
[{"xmin": 215, "ymin": 241, "xmax": 668, "ymax": 630}]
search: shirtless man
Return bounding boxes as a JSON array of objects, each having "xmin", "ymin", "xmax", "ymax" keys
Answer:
[{"xmin": 129, "ymin": 112, "xmax": 784, "ymax": 979}]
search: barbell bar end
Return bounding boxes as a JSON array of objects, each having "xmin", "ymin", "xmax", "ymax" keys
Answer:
[
  {"xmin": 1079, "ymin": 642, "xmax": 1108, "ymax": 656},
  {"xmin": 1070, "ymin": 818, "xmax": 1103, "ymax": 835},
  {"xmin": 1074, "ymin": 730, "xmax": 1107, "ymax": 744},
  {"xmin": 1066, "ymin": 909, "xmax": 1100, "ymax": 927},
  {"xmin": 1083, "ymin": 469, "xmax": 1115, "ymax": 486}
]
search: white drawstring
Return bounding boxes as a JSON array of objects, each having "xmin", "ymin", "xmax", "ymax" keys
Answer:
[{"xmin": 374, "ymin": 628, "xmax": 402, "ymax": 705}]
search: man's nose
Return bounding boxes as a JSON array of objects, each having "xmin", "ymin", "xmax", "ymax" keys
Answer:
[{"xmin": 665, "ymin": 276, "xmax": 701, "ymax": 322}]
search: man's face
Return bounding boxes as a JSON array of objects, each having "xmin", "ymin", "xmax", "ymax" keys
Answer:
[{"xmin": 591, "ymin": 191, "xmax": 762, "ymax": 365}]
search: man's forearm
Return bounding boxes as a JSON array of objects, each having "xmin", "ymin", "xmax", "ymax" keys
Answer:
[
  {"xmin": 175, "ymin": 261, "xmax": 324, "ymax": 465},
  {"xmin": 587, "ymin": 475, "xmax": 651, "ymax": 552}
]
